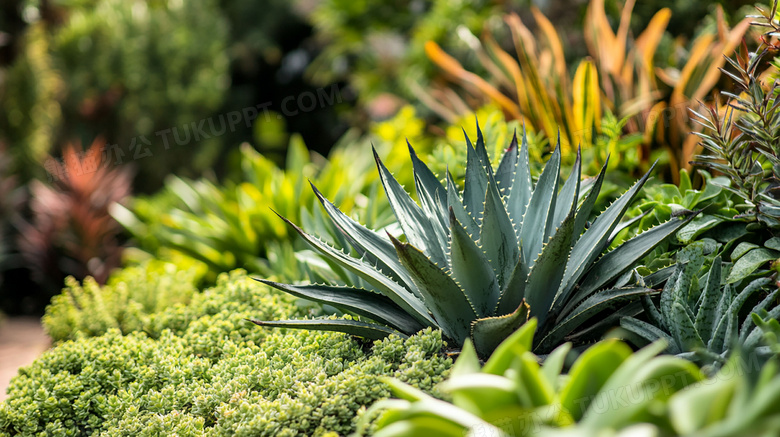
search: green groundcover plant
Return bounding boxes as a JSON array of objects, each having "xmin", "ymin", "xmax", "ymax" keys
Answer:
[{"xmin": 1, "ymin": 268, "xmax": 452, "ymax": 436}]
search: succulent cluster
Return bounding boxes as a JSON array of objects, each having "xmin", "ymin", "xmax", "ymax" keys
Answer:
[
  {"xmin": 621, "ymin": 242, "xmax": 779, "ymax": 368},
  {"xmin": 253, "ymin": 126, "xmax": 695, "ymax": 356}
]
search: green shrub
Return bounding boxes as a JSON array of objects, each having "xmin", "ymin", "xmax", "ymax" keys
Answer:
[
  {"xmin": 1, "ymin": 0, "xmax": 230, "ymax": 188},
  {"xmin": 2, "ymin": 270, "xmax": 452, "ymax": 436},
  {"xmin": 42, "ymin": 260, "xmax": 204, "ymax": 342}
]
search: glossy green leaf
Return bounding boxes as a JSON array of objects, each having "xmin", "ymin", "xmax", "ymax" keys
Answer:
[{"xmin": 471, "ymin": 301, "xmax": 530, "ymax": 358}]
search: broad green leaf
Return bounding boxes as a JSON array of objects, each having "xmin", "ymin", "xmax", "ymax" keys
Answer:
[
  {"xmin": 450, "ymin": 340, "xmax": 481, "ymax": 377},
  {"xmin": 442, "ymin": 373, "xmax": 519, "ymax": 415},
  {"xmin": 582, "ymin": 346, "xmax": 702, "ymax": 428},
  {"xmin": 514, "ymin": 351, "xmax": 555, "ymax": 407},
  {"xmin": 731, "ymin": 241, "xmax": 759, "ymax": 261},
  {"xmin": 471, "ymin": 301, "xmax": 530, "ymax": 358},
  {"xmin": 255, "ymin": 280, "xmax": 424, "ymax": 334},
  {"xmin": 677, "ymin": 216, "xmax": 724, "ymax": 244},
  {"xmin": 727, "ymin": 248, "xmax": 779, "ymax": 283},
  {"xmin": 391, "ymin": 235, "xmax": 477, "ymax": 344},
  {"xmin": 560, "ymin": 340, "xmax": 633, "ymax": 421},
  {"xmin": 541, "ymin": 343, "xmax": 571, "ymax": 391},
  {"xmin": 765, "ymin": 237, "xmax": 780, "ymax": 251},
  {"xmin": 668, "ymin": 374, "xmax": 736, "ymax": 435},
  {"xmin": 449, "ymin": 210, "xmax": 500, "ymax": 317},
  {"xmin": 483, "ymin": 318, "xmax": 537, "ymax": 375},
  {"xmin": 481, "ymin": 179, "xmax": 520, "ymax": 289},
  {"xmin": 248, "ymin": 318, "xmax": 403, "ymax": 341}
]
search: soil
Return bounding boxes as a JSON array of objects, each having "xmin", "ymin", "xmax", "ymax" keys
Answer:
[{"xmin": 0, "ymin": 317, "xmax": 50, "ymax": 401}]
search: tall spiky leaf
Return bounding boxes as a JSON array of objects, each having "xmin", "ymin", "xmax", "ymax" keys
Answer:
[
  {"xmin": 279, "ymin": 214, "xmax": 436, "ymax": 327},
  {"xmin": 480, "ymin": 180, "xmax": 520, "ymax": 288},
  {"xmin": 374, "ymin": 148, "xmax": 448, "ymax": 266},
  {"xmin": 449, "ymin": 209, "xmax": 500, "ymax": 317},
  {"xmin": 519, "ymin": 144, "xmax": 561, "ymax": 270},
  {"xmin": 390, "ymin": 235, "xmax": 478, "ymax": 344},
  {"xmin": 506, "ymin": 128, "xmax": 533, "ymax": 236},
  {"xmin": 255, "ymin": 280, "xmax": 425, "ymax": 334}
]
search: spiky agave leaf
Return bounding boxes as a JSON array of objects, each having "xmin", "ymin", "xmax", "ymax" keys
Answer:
[{"xmin": 252, "ymin": 124, "xmax": 693, "ymax": 356}]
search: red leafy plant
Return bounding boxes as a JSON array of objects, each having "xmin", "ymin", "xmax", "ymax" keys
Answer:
[{"xmin": 17, "ymin": 139, "xmax": 132, "ymax": 292}]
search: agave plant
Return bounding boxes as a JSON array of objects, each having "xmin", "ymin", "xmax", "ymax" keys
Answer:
[
  {"xmin": 252, "ymin": 126, "xmax": 695, "ymax": 355},
  {"xmin": 621, "ymin": 243, "xmax": 779, "ymax": 368}
]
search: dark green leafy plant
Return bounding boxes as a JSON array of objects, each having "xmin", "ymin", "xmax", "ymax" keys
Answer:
[
  {"xmin": 252, "ymin": 126, "xmax": 696, "ymax": 356},
  {"xmin": 363, "ymin": 319, "xmax": 780, "ymax": 437},
  {"xmin": 690, "ymin": 4, "xmax": 780, "ymax": 229},
  {"xmin": 620, "ymin": 242, "xmax": 778, "ymax": 369}
]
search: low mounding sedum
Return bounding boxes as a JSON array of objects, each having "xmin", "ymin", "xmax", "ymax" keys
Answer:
[{"xmin": 1, "ymin": 269, "xmax": 451, "ymax": 436}]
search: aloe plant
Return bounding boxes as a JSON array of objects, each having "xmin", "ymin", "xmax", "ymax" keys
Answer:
[
  {"xmin": 621, "ymin": 243, "xmax": 779, "ymax": 368},
  {"xmin": 252, "ymin": 126, "xmax": 696, "ymax": 355}
]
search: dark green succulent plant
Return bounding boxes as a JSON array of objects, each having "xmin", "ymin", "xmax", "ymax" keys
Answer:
[
  {"xmin": 252, "ymin": 126, "xmax": 696, "ymax": 355},
  {"xmin": 621, "ymin": 242, "xmax": 779, "ymax": 369}
]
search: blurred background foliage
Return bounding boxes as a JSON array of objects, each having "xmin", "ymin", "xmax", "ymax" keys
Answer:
[{"xmin": 0, "ymin": 0, "xmax": 773, "ymax": 314}]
